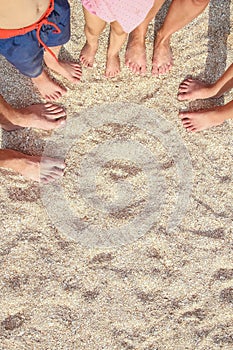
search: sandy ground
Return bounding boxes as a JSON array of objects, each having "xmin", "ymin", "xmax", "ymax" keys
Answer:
[{"xmin": 0, "ymin": 0, "xmax": 233, "ymax": 349}]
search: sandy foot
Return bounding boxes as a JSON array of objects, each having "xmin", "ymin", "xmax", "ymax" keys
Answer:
[
  {"xmin": 105, "ymin": 55, "xmax": 121, "ymax": 78},
  {"xmin": 0, "ymin": 149, "xmax": 66, "ymax": 183},
  {"xmin": 178, "ymin": 78, "xmax": 215, "ymax": 101},
  {"xmin": 46, "ymin": 59, "xmax": 82, "ymax": 83},
  {"xmin": 125, "ymin": 38, "xmax": 147, "ymax": 75},
  {"xmin": 79, "ymin": 42, "xmax": 98, "ymax": 67},
  {"xmin": 152, "ymin": 38, "xmax": 173, "ymax": 76},
  {"xmin": 32, "ymin": 71, "xmax": 67, "ymax": 101},
  {"xmin": 179, "ymin": 108, "xmax": 226, "ymax": 132},
  {"xmin": 1, "ymin": 103, "xmax": 66, "ymax": 131}
]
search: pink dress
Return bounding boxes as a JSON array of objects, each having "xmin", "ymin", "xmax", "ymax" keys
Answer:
[{"xmin": 81, "ymin": 0, "xmax": 154, "ymax": 33}]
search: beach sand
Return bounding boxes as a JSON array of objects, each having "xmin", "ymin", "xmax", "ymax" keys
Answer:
[{"xmin": 0, "ymin": 0, "xmax": 232, "ymax": 349}]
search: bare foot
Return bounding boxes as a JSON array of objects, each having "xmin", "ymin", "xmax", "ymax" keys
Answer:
[
  {"xmin": 0, "ymin": 149, "xmax": 65, "ymax": 183},
  {"xmin": 178, "ymin": 78, "xmax": 216, "ymax": 101},
  {"xmin": 105, "ymin": 54, "xmax": 121, "ymax": 78},
  {"xmin": 152, "ymin": 36, "xmax": 173, "ymax": 76},
  {"xmin": 45, "ymin": 59, "xmax": 82, "ymax": 83},
  {"xmin": 1, "ymin": 103, "xmax": 66, "ymax": 131},
  {"xmin": 179, "ymin": 107, "xmax": 226, "ymax": 132},
  {"xmin": 125, "ymin": 35, "xmax": 147, "ymax": 75},
  {"xmin": 79, "ymin": 42, "xmax": 98, "ymax": 68},
  {"xmin": 32, "ymin": 71, "xmax": 67, "ymax": 101}
]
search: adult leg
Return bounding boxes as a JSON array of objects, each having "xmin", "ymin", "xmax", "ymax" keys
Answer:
[
  {"xmin": 125, "ymin": 0, "xmax": 166, "ymax": 74},
  {"xmin": 0, "ymin": 95, "xmax": 66, "ymax": 131},
  {"xmin": 79, "ymin": 7, "xmax": 106, "ymax": 67},
  {"xmin": 105, "ymin": 21, "xmax": 127, "ymax": 77},
  {"xmin": 152, "ymin": 0, "xmax": 210, "ymax": 75}
]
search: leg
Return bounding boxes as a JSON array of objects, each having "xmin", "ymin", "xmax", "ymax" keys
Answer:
[
  {"xmin": 0, "ymin": 149, "xmax": 65, "ymax": 183},
  {"xmin": 125, "ymin": 0, "xmax": 166, "ymax": 74},
  {"xmin": 79, "ymin": 7, "xmax": 106, "ymax": 67},
  {"xmin": 179, "ymin": 99, "xmax": 233, "ymax": 132},
  {"xmin": 1, "ymin": 32, "xmax": 68, "ymax": 101},
  {"xmin": 152, "ymin": 0, "xmax": 210, "ymax": 75},
  {"xmin": 0, "ymin": 95, "xmax": 66, "ymax": 131},
  {"xmin": 178, "ymin": 63, "xmax": 233, "ymax": 101},
  {"xmin": 105, "ymin": 21, "xmax": 127, "ymax": 78},
  {"xmin": 43, "ymin": 45, "xmax": 82, "ymax": 83}
]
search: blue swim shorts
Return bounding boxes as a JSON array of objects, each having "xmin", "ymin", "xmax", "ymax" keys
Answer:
[{"xmin": 0, "ymin": 0, "xmax": 70, "ymax": 78}]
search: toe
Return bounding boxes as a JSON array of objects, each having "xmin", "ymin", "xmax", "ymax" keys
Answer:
[
  {"xmin": 158, "ymin": 65, "xmax": 165, "ymax": 75},
  {"xmin": 177, "ymin": 93, "xmax": 188, "ymax": 101},
  {"xmin": 164, "ymin": 64, "xmax": 171, "ymax": 74},
  {"xmin": 125, "ymin": 59, "xmax": 130, "ymax": 67},
  {"xmin": 139, "ymin": 65, "xmax": 146, "ymax": 75},
  {"xmin": 133, "ymin": 64, "xmax": 140, "ymax": 74},
  {"xmin": 152, "ymin": 64, "xmax": 159, "ymax": 76},
  {"xmin": 186, "ymin": 126, "xmax": 196, "ymax": 132},
  {"xmin": 182, "ymin": 119, "xmax": 192, "ymax": 126},
  {"xmin": 178, "ymin": 84, "xmax": 189, "ymax": 92}
]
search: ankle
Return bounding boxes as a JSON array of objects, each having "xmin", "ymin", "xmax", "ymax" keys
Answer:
[
  {"xmin": 0, "ymin": 150, "xmax": 39, "ymax": 173},
  {"xmin": 156, "ymin": 30, "xmax": 170, "ymax": 45},
  {"xmin": 31, "ymin": 71, "xmax": 45, "ymax": 83},
  {"xmin": 128, "ymin": 33, "xmax": 145, "ymax": 46},
  {"xmin": 107, "ymin": 51, "xmax": 119, "ymax": 59},
  {"xmin": 207, "ymin": 83, "xmax": 220, "ymax": 97},
  {"xmin": 0, "ymin": 149, "xmax": 24, "ymax": 168},
  {"xmin": 1, "ymin": 104, "xmax": 21, "ymax": 126},
  {"xmin": 216, "ymin": 104, "xmax": 232, "ymax": 122}
]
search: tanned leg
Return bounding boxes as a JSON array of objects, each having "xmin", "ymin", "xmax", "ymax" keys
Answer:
[
  {"xmin": 44, "ymin": 45, "xmax": 82, "ymax": 83},
  {"xmin": 105, "ymin": 21, "xmax": 127, "ymax": 78},
  {"xmin": 79, "ymin": 7, "xmax": 106, "ymax": 67},
  {"xmin": 125, "ymin": 0, "xmax": 166, "ymax": 75},
  {"xmin": 0, "ymin": 95, "xmax": 66, "ymax": 131},
  {"xmin": 152, "ymin": 0, "xmax": 210, "ymax": 75}
]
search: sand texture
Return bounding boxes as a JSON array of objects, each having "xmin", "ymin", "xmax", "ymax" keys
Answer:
[{"xmin": 0, "ymin": 0, "xmax": 233, "ymax": 349}]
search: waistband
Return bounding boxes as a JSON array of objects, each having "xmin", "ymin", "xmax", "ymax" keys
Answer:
[{"xmin": 0, "ymin": 0, "xmax": 60, "ymax": 60}]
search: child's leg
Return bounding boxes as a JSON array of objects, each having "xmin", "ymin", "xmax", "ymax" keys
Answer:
[
  {"xmin": 43, "ymin": 45, "xmax": 82, "ymax": 83},
  {"xmin": 105, "ymin": 21, "xmax": 127, "ymax": 78},
  {"xmin": 80, "ymin": 7, "xmax": 106, "ymax": 67},
  {"xmin": 0, "ymin": 33, "xmax": 67, "ymax": 101}
]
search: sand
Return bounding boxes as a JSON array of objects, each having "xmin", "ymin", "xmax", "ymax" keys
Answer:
[{"xmin": 0, "ymin": 0, "xmax": 233, "ymax": 349}]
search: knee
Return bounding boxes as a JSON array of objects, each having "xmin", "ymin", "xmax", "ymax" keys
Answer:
[{"xmin": 110, "ymin": 22, "xmax": 125, "ymax": 36}]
